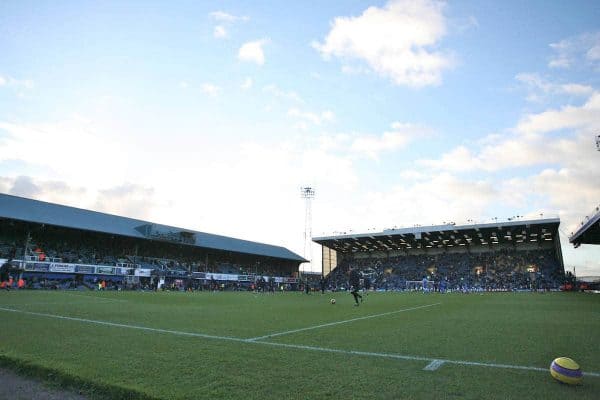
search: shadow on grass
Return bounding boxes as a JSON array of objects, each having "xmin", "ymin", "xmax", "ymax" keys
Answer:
[{"xmin": 0, "ymin": 355, "xmax": 159, "ymax": 400}]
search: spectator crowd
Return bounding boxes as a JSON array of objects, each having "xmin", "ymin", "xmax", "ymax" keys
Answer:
[{"xmin": 325, "ymin": 248, "xmax": 563, "ymax": 291}]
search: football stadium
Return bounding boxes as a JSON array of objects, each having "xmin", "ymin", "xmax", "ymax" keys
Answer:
[
  {"xmin": 1, "ymin": 2, "xmax": 600, "ymax": 399},
  {"xmin": 1, "ymin": 193, "xmax": 599, "ymax": 399}
]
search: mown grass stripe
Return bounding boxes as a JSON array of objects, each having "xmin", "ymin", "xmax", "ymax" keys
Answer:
[
  {"xmin": 64, "ymin": 292, "xmax": 129, "ymax": 302},
  {"xmin": 1, "ymin": 305, "xmax": 599, "ymax": 378},
  {"xmin": 0, "ymin": 306, "xmax": 243, "ymax": 343}
]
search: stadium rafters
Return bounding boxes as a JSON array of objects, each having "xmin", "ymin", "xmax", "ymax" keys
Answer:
[{"xmin": 569, "ymin": 205, "xmax": 600, "ymax": 247}]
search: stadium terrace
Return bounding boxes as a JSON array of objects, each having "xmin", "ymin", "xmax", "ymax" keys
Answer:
[{"xmin": 313, "ymin": 219, "xmax": 564, "ymax": 291}]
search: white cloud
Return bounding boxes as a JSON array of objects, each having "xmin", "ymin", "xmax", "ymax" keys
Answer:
[
  {"xmin": 350, "ymin": 122, "xmax": 431, "ymax": 159},
  {"xmin": 287, "ymin": 108, "xmax": 334, "ymax": 126},
  {"xmin": 419, "ymin": 89, "xmax": 600, "ymax": 172},
  {"xmin": 16, "ymin": 78, "xmax": 33, "ymax": 89},
  {"xmin": 548, "ymin": 57, "xmax": 570, "ymax": 69},
  {"xmin": 283, "ymin": 121, "xmax": 429, "ymax": 160},
  {"xmin": 313, "ymin": 0, "xmax": 453, "ymax": 87},
  {"xmin": 209, "ymin": 11, "xmax": 248, "ymax": 41},
  {"xmin": 499, "ymin": 164, "xmax": 600, "ymax": 273},
  {"xmin": 0, "ymin": 118, "xmax": 128, "ymax": 187},
  {"xmin": 0, "ymin": 175, "xmax": 158, "ymax": 221},
  {"xmin": 356, "ymin": 173, "xmax": 498, "ymax": 230},
  {"xmin": 549, "ymin": 32, "xmax": 600, "ymax": 69},
  {"xmin": 179, "ymin": 81, "xmax": 189, "ymax": 89},
  {"xmin": 263, "ymin": 84, "xmax": 303, "ymax": 103},
  {"xmin": 93, "ymin": 183, "xmax": 157, "ymax": 220},
  {"xmin": 4, "ymin": 175, "xmax": 87, "ymax": 206},
  {"xmin": 213, "ymin": 25, "xmax": 227, "ymax": 39},
  {"xmin": 587, "ymin": 45, "xmax": 600, "ymax": 61},
  {"xmin": 238, "ymin": 39, "xmax": 268, "ymax": 65},
  {"xmin": 418, "ymin": 145, "xmax": 481, "ymax": 171},
  {"xmin": 351, "ymin": 131, "xmax": 410, "ymax": 159},
  {"xmin": 561, "ymin": 83, "xmax": 596, "ymax": 96},
  {"xmin": 516, "ymin": 73, "xmax": 594, "ymax": 102},
  {"xmin": 209, "ymin": 11, "xmax": 249, "ymax": 23},
  {"xmin": 341, "ymin": 64, "xmax": 371, "ymax": 76},
  {"xmin": 201, "ymin": 83, "xmax": 221, "ymax": 97},
  {"xmin": 0, "ymin": 75, "xmax": 34, "ymax": 90},
  {"xmin": 517, "ymin": 92, "xmax": 600, "ymax": 134},
  {"xmin": 398, "ymin": 169, "xmax": 428, "ymax": 181},
  {"xmin": 241, "ymin": 77, "xmax": 253, "ymax": 90}
]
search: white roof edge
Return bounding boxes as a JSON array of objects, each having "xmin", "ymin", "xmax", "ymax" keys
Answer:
[
  {"xmin": 313, "ymin": 218, "xmax": 561, "ymax": 241},
  {"xmin": 569, "ymin": 209, "xmax": 600, "ymax": 243}
]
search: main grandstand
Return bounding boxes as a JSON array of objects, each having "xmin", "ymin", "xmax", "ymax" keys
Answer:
[
  {"xmin": 314, "ymin": 218, "xmax": 565, "ymax": 291},
  {"xmin": 0, "ymin": 193, "xmax": 305, "ymax": 290}
]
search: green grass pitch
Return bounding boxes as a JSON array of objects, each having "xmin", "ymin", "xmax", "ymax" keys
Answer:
[{"xmin": 0, "ymin": 290, "xmax": 598, "ymax": 399}]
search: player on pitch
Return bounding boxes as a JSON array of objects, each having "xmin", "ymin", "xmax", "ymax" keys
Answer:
[{"xmin": 349, "ymin": 267, "xmax": 363, "ymax": 306}]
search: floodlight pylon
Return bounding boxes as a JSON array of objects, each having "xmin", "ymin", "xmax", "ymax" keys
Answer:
[{"xmin": 300, "ymin": 186, "xmax": 315, "ymax": 271}]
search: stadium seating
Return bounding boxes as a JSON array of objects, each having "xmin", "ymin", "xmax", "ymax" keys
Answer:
[
  {"xmin": 0, "ymin": 237, "xmax": 297, "ymax": 291},
  {"xmin": 328, "ymin": 248, "xmax": 563, "ymax": 291}
]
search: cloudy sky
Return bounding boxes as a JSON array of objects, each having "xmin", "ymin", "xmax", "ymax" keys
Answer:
[{"xmin": 1, "ymin": 1, "xmax": 599, "ymax": 275}]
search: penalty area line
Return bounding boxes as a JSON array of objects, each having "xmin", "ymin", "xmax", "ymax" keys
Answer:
[
  {"xmin": 246, "ymin": 302, "xmax": 442, "ymax": 341},
  {"xmin": 1, "ymin": 306, "xmax": 599, "ymax": 379}
]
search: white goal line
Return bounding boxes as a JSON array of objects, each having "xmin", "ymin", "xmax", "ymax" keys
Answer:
[{"xmin": 0, "ymin": 306, "xmax": 598, "ymax": 378}]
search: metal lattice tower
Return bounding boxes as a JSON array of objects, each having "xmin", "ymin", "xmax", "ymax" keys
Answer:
[{"xmin": 300, "ymin": 186, "xmax": 315, "ymax": 269}]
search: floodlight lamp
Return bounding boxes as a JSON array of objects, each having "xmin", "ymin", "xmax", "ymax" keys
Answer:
[{"xmin": 300, "ymin": 186, "xmax": 315, "ymax": 199}]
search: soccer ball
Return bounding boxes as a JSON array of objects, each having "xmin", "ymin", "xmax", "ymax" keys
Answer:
[
  {"xmin": 550, "ymin": 357, "xmax": 583, "ymax": 385},
  {"xmin": 330, "ymin": 298, "xmax": 336, "ymax": 304}
]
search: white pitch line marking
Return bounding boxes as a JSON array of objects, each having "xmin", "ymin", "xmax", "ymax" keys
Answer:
[
  {"xmin": 1, "ymin": 302, "xmax": 76, "ymax": 307},
  {"xmin": 246, "ymin": 303, "xmax": 442, "ymax": 341},
  {"xmin": 1, "ymin": 306, "xmax": 599, "ymax": 379},
  {"xmin": 0, "ymin": 307, "xmax": 242, "ymax": 342},
  {"xmin": 423, "ymin": 360, "xmax": 445, "ymax": 371},
  {"xmin": 251, "ymin": 341, "xmax": 600, "ymax": 378}
]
